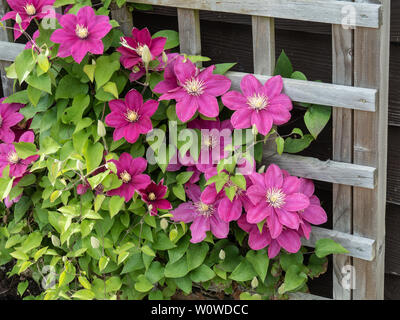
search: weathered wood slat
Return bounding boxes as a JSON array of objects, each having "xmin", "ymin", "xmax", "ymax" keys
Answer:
[
  {"xmin": 0, "ymin": 0, "xmax": 15, "ymax": 97},
  {"xmin": 302, "ymin": 226, "xmax": 376, "ymax": 261},
  {"xmin": 227, "ymin": 71, "xmax": 377, "ymax": 112},
  {"xmin": 130, "ymin": 0, "xmax": 381, "ymax": 28},
  {"xmin": 177, "ymin": 8, "xmax": 201, "ymax": 59},
  {"xmin": 352, "ymin": 0, "xmax": 390, "ymax": 300},
  {"xmin": 263, "ymin": 150, "xmax": 376, "ymax": 189},
  {"xmin": 332, "ymin": 0, "xmax": 354, "ymax": 300},
  {"xmin": 252, "ymin": 16, "xmax": 275, "ymax": 75},
  {"xmin": 0, "ymin": 41, "xmax": 24, "ymax": 62},
  {"xmin": 110, "ymin": 3, "xmax": 134, "ymax": 36}
]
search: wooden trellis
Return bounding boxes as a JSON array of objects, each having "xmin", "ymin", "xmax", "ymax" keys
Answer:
[{"xmin": 0, "ymin": 0, "xmax": 390, "ymax": 300}]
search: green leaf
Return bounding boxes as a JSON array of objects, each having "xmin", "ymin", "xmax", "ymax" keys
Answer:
[
  {"xmin": 282, "ymin": 265, "xmax": 308, "ymax": 293},
  {"xmin": 95, "ymin": 53, "xmax": 120, "ymax": 88},
  {"xmin": 55, "ymin": 75, "xmax": 88, "ymax": 100},
  {"xmin": 141, "ymin": 245, "xmax": 156, "ymax": 257},
  {"xmin": 246, "ymin": 249, "xmax": 269, "ymax": 282},
  {"xmin": 20, "ymin": 231, "xmax": 42, "ymax": 253},
  {"xmin": 280, "ymin": 251, "xmax": 304, "ymax": 272},
  {"xmin": 187, "ymin": 55, "xmax": 211, "ymax": 63},
  {"xmin": 26, "ymin": 73, "xmax": 51, "ymax": 94},
  {"xmin": 172, "ymin": 184, "xmax": 186, "ymax": 201},
  {"xmin": 84, "ymin": 142, "xmax": 104, "ymax": 173},
  {"xmin": 99, "ymin": 256, "xmax": 110, "ymax": 271},
  {"xmin": 109, "ymin": 196, "xmax": 124, "ymax": 218},
  {"xmin": 230, "ymin": 260, "xmax": 257, "ymax": 282},
  {"xmin": 187, "ymin": 242, "xmax": 209, "ymax": 271},
  {"xmin": 174, "ymin": 276, "xmax": 192, "ymax": 294},
  {"xmin": 40, "ymin": 136, "xmax": 61, "ymax": 155},
  {"xmin": 274, "ymin": 50, "xmax": 293, "ymax": 78},
  {"xmin": 224, "ymin": 186, "xmax": 236, "ymax": 202},
  {"xmin": 13, "ymin": 142, "xmax": 37, "ymax": 159},
  {"xmin": 15, "ymin": 49, "xmax": 36, "ymax": 83},
  {"xmin": 37, "ymin": 53, "xmax": 50, "ymax": 73},
  {"xmin": 230, "ymin": 174, "xmax": 246, "ymax": 190},
  {"xmin": 291, "ymin": 71, "xmax": 307, "ymax": 81},
  {"xmin": 284, "ymin": 134, "xmax": 314, "ymax": 154},
  {"xmin": 83, "ymin": 64, "xmax": 96, "ymax": 82},
  {"xmin": 190, "ymin": 265, "xmax": 215, "ymax": 283},
  {"xmin": 72, "ymin": 289, "xmax": 95, "ymax": 300},
  {"xmin": 304, "ymin": 105, "xmax": 332, "ymax": 139},
  {"xmin": 103, "ymin": 81, "xmax": 119, "ymax": 98},
  {"xmin": 176, "ymin": 171, "xmax": 194, "ymax": 185},
  {"xmin": 315, "ymin": 239, "xmax": 349, "ymax": 258},
  {"xmin": 152, "ymin": 30, "xmax": 179, "ymax": 49},
  {"xmin": 27, "ymin": 85, "xmax": 41, "ymax": 106},
  {"xmin": 3, "ymin": 90, "xmax": 29, "ymax": 104},
  {"xmin": 213, "ymin": 63, "xmax": 236, "ymax": 75},
  {"xmin": 135, "ymin": 275, "xmax": 154, "ymax": 292},
  {"xmin": 164, "ymin": 256, "xmax": 189, "ymax": 278},
  {"xmin": 17, "ymin": 281, "xmax": 29, "ymax": 296},
  {"xmin": 275, "ymin": 136, "xmax": 285, "ymax": 155}
]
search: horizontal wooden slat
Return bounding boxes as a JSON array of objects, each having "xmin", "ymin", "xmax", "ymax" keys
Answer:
[
  {"xmin": 289, "ymin": 292, "xmax": 331, "ymax": 300},
  {"xmin": 263, "ymin": 151, "xmax": 376, "ymax": 189},
  {"xmin": 302, "ymin": 226, "xmax": 376, "ymax": 261},
  {"xmin": 0, "ymin": 41, "xmax": 24, "ymax": 62},
  {"xmin": 130, "ymin": 0, "xmax": 381, "ymax": 28},
  {"xmin": 227, "ymin": 71, "xmax": 377, "ymax": 111}
]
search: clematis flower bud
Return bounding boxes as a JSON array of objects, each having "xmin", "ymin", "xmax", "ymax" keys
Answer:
[
  {"xmin": 51, "ymin": 235, "xmax": 60, "ymax": 247},
  {"xmin": 162, "ymin": 51, "xmax": 168, "ymax": 64},
  {"xmin": 219, "ymin": 249, "xmax": 226, "ymax": 260},
  {"xmin": 141, "ymin": 45, "xmax": 152, "ymax": 65},
  {"xmin": 160, "ymin": 218, "xmax": 169, "ymax": 230},
  {"xmin": 97, "ymin": 120, "xmax": 106, "ymax": 137},
  {"xmin": 251, "ymin": 276, "xmax": 259, "ymax": 289}
]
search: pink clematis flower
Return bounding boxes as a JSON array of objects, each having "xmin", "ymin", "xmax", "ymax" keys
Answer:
[
  {"xmin": 139, "ymin": 179, "xmax": 172, "ymax": 216},
  {"xmin": 237, "ymin": 215, "xmax": 301, "ymax": 258},
  {"xmin": 3, "ymin": 174, "xmax": 24, "ymax": 208},
  {"xmin": 117, "ymin": 27, "xmax": 166, "ymax": 70},
  {"xmin": 1, "ymin": 0, "xmax": 55, "ymax": 39},
  {"xmin": 153, "ymin": 54, "xmax": 184, "ymax": 94},
  {"xmin": 166, "ymin": 151, "xmax": 201, "ymax": 184},
  {"xmin": 158, "ymin": 59, "xmax": 231, "ymax": 122},
  {"xmin": 0, "ymin": 98, "xmax": 24, "ymax": 143},
  {"xmin": 105, "ymin": 89, "xmax": 158, "ymax": 143},
  {"xmin": 0, "ymin": 131, "xmax": 39, "ymax": 178},
  {"xmin": 107, "ymin": 153, "xmax": 150, "ymax": 202},
  {"xmin": 171, "ymin": 184, "xmax": 229, "ymax": 243},
  {"xmin": 222, "ymin": 75, "xmax": 292, "ymax": 135},
  {"xmin": 188, "ymin": 118, "xmax": 233, "ymax": 173},
  {"xmin": 246, "ymin": 164, "xmax": 310, "ymax": 239},
  {"xmin": 50, "ymin": 6, "xmax": 112, "ymax": 64},
  {"xmin": 296, "ymin": 178, "xmax": 327, "ymax": 239}
]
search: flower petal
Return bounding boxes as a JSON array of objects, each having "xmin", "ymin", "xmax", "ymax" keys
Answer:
[
  {"xmin": 221, "ymin": 91, "xmax": 247, "ymax": 110},
  {"xmin": 240, "ymin": 74, "xmax": 263, "ymax": 97},
  {"xmin": 277, "ymin": 229, "xmax": 301, "ymax": 254},
  {"xmin": 283, "ymin": 193, "xmax": 310, "ymax": 211},
  {"xmin": 190, "ymin": 216, "xmax": 210, "ymax": 243},
  {"xmin": 264, "ymin": 164, "xmax": 283, "ymax": 189}
]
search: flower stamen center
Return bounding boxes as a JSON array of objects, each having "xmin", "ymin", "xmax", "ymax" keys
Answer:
[
  {"xmin": 125, "ymin": 110, "xmax": 139, "ymax": 123},
  {"xmin": 195, "ymin": 201, "xmax": 214, "ymax": 217},
  {"xmin": 203, "ymin": 135, "xmax": 218, "ymax": 149},
  {"xmin": 266, "ymin": 188, "xmax": 286, "ymax": 208},
  {"xmin": 24, "ymin": 4, "xmax": 36, "ymax": 16},
  {"xmin": 247, "ymin": 93, "xmax": 269, "ymax": 111},
  {"xmin": 148, "ymin": 192, "xmax": 156, "ymax": 201},
  {"xmin": 7, "ymin": 151, "xmax": 19, "ymax": 164},
  {"xmin": 183, "ymin": 78, "xmax": 205, "ymax": 96},
  {"xmin": 120, "ymin": 170, "xmax": 131, "ymax": 183},
  {"xmin": 75, "ymin": 24, "xmax": 89, "ymax": 39}
]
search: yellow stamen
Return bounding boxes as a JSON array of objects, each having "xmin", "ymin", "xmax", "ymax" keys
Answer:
[
  {"xmin": 148, "ymin": 192, "xmax": 156, "ymax": 201},
  {"xmin": 24, "ymin": 4, "xmax": 36, "ymax": 16},
  {"xmin": 125, "ymin": 110, "xmax": 139, "ymax": 122},
  {"xmin": 7, "ymin": 152, "xmax": 19, "ymax": 164},
  {"xmin": 75, "ymin": 24, "xmax": 89, "ymax": 39},
  {"xmin": 183, "ymin": 78, "xmax": 206, "ymax": 96},
  {"xmin": 120, "ymin": 170, "xmax": 131, "ymax": 183},
  {"xmin": 247, "ymin": 93, "xmax": 269, "ymax": 110},
  {"xmin": 266, "ymin": 188, "xmax": 286, "ymax": 208}
]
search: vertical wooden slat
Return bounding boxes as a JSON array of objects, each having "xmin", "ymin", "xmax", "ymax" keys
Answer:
[
  {"xmin": 177, "ymin": 8, "xmax": 201, "ymax": 58},
  {"xmin": 252, "ymin": 16, "xmax": 275, "ymax": 75},
  {"xmin": 0, "ymin": 0, "xmax": 14, "ymax": 97},
  {"xmin": 111, "ymin": 3, "xmax": 134, "ymax": 36},
  {"xmin": 332, "ymin": 0, "xmax": 354, "ymax": 300},
  {"xmin": 353, "ymin": 0, "xmax": 390, "ymax": 300}
]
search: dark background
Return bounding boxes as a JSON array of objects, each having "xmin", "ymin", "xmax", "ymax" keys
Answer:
[{"xmin": 131, "ymin": 3, "xmax": 400, "ymax": 299}]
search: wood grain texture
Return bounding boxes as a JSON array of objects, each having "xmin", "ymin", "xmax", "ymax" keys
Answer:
[
  {"xmin": 110, "ymin": 3, "xmax": 134, "ymax": 36},
  {"xmin": 332, "ymin": 0, "xmax": 354, "ymax": 300},
  {"xmin": 252, "ymin": 16, "xmax": 275, "ymax": 75},
  {"xmin": 302, "ymin": 226, "xmax": 375, "ymax": 261},
  {"xmin": 227, "ymin": 71, "xmax": 377, "ymax": 112},
  {"xmin": 0, "ymin": 41, "xmax": 24, "ymax": 61},
  {"xmin": 289, "ymin": 292, "xmax": 331, "ymax": 300},
  {"xmin": 0, "ymin": 0, "xmax": 14, "ymax": 97},
  {"xmin": 130, "ymin": 0, "xmax": 382, "ymax": 28},
  {"xmin": 177, "ymin": 8, "xmax": 201, "ymax": 58},
  {"xmin": 263, "ymin": 151, "xmax": 376, "ymax": 189},
  {"xmin": 352, "ymin": 0, "xmax": 390, "ymax": 300}
]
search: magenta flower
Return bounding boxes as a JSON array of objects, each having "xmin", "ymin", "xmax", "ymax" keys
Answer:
[
  {"xmin": 139, "ymin": 180, "xmax": 172, "ymax": 216},
  {"xmin": 166, "ymin": 151, "xmax": 201, "ymax": 184},
  {"xmin": 105, "ymin": 89, "xmax": 158, "ymax": 143},
  {"xmin": 107, "ymin": 153, "xmax": 150, "ymax": 202},
  {"xmin": 1, "ymin": 0, "xmax": 54, "ymax": 39},
  {"xmin": 188, "ymin": 118, "xmax": 233, "ymax": 173},
  {"xmin": 171, "ymin": 184, "xmax": 229, "ymax": 243},
  {"xmin": 158, "ymin": 59, "xmax": 231, "ymax": 122},
  {"xmin": 237, "ymin": 215, "xmax": 301, "ymax": 258},
  {"xmin": 0, "ymin": 98, "xmax": 24, "ymax": 143},
  {"xmin": 50, "ymin": 6, "xmax": 112, "ymax": 63},
  {"xmin": 3, "ymin": 174, "xmax": 24, "ymax": 208},
  {"xmin": 0, "ymin": 131, "xmax": 38, "ymax": 178},
  {"xmin": 117, "ymin": 27, "xmax": 166, "ymax": 70},
  {"xmin": 153, "ymin": 54, "xmax": 184, "ymax": 93},
  {"xmin": 246, "ymin": 164, "xmax": 310, "ymax": 239},
  {"xmin": 222, "ymin": 75, "xmax": 292, "ymax": 135}
]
